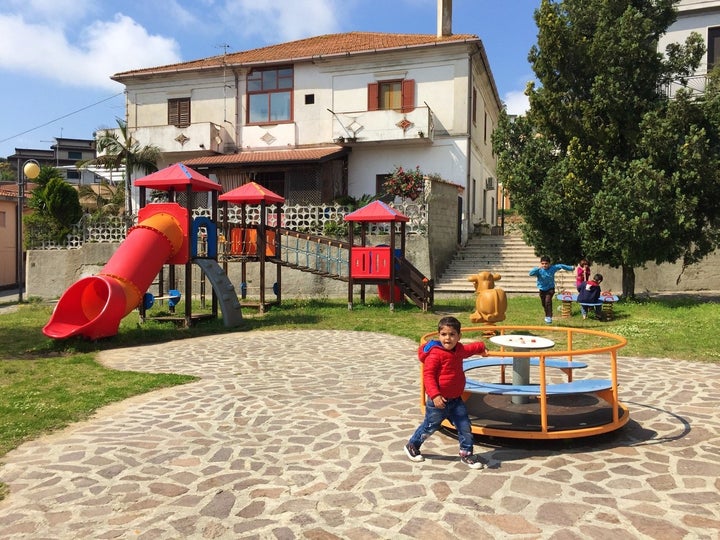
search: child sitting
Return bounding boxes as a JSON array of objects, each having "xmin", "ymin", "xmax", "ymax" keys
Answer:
[{"xmin": 577, "ymin": 273, "xmax": 604, "ymax": 320}]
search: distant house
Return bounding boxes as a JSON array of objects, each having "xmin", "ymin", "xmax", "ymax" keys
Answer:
[
  {"xmin": 658, "ymin": 0, "xmax": 720, "ymax": 96},
  {"xmin": 6, "ymin": 138, "xmax": 98, "ymax": 185},
  {"xmin": 110, "ymin": 2, "xmax": 502, "ymax": 244}
]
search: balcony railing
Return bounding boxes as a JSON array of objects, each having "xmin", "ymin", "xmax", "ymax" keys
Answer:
[
  {"xmin": 130, "ymin": 122, "xmax": 235, "ymax": 154},
  {"xmin": 659, "ymin": 73, "xmax": 708, "ymax": 99},
  {"xmin": 330, "ymin": 106, "xmax": 434, "ymax": 144}
]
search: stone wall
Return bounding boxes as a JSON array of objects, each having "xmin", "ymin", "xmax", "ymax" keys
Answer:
[
  {"xmin": 27, "ymin": 241, "xmax": 720, "ymax": 301},
  {"xmin": 426, "ymin": 179, "xmax": 460, "ymax": 279},
  {"xmin": 594, "ymin": 253, "xmax": 720, "ymax": 296}
]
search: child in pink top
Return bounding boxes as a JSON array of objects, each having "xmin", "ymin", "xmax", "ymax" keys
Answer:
[{"xmin": 575, "ymin": 258, "xmax": 591, "ymax": 292}]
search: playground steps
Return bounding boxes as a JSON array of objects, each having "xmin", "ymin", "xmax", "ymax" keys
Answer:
[
  {"xmin": 434, "ymin": 233, "xmax": 541, "ymax": 295},
  {"xmin": 396, "ymin": 257, "xmax": 433, "ymax": 311}
]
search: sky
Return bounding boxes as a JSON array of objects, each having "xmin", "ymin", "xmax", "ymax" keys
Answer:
[{"xmin": 0, "ymin": 0, "xmax": 541, "ymax": 159}]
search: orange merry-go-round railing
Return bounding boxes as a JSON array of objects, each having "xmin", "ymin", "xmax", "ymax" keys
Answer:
[{"xmin": 418, "ymin": 325, "xmax": 629, "ymax": 440}]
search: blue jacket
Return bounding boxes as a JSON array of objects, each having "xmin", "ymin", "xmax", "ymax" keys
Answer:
[
  {"xmin": 529, "ymin": 264, "xmax": 573, "ymax": 291},
  {"xmin": 577, "ymin": 280, "xmax": 602, "ymax": 304}
]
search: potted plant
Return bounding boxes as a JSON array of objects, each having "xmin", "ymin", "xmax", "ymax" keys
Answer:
[{"xmin": 383, "ymin": 165, "xmax": 425, "ymax": 200}]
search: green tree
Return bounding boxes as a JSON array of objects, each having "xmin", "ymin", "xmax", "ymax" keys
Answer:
[
  {"xmin": 492, "ymin": 0, "xmax": 720, "ymax": 298},
  {"xmin": 0, "ymin": 159, "xmax": 14, "ymax": 183},
  {"xmin": 24, "ymin": 166, "xmax": 83, "ymax": 246},
  {"xmin": 77, "ymin": 181, "xmax": 123, "ymax": 216},
  {"xmin": 81, "ymin": 118, "xmax": 161, "ymax": 216}
]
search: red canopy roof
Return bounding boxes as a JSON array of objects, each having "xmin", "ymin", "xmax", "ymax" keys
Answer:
[
  {"xmin": 218, "ymin": 182, "xmax": 285, "ymax": 204},
  {"xmin": 344, "ymin": 200, "xmax": 409, "ymax": 222},
  {"xmin": 134, "ymin": 163, "xmax": 222, "ymax": 192}
]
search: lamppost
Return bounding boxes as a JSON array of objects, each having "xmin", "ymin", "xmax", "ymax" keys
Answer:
[{"xmin": 17, "ymin": 159, "xmax": 40, "ymax": 302}]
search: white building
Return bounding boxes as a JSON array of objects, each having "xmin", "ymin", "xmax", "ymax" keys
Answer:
[
  {"xmin": 658, "ymin": 0, "xmax": 720, "ymax": 95},
  {"xmin": 110, "ymin": 1, "xmax": 502, "ymax": 244}
]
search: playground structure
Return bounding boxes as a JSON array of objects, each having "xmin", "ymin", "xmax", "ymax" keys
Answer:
[
  {"xmin": 43, "ymin": 164, "xmax": 243, "ymax": 339},
  {"xmin": 344, "ymin": 200, "xmax": 433, "ymax": 311},
  {"xmin": 419, "ymin": 325, "xmax": 630, "ymax": 440},
  {"xmin": 43, "ymin": 164, "xmax": 433, "ymax": 339},
  {"xmin": 217, "ymin": 189, "xmax": 433, "ymax": 312}
]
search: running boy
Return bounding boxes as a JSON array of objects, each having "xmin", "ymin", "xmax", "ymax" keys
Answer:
[
  {"xmin": 529, "ymin": 256, "xmax": 574, "ymax": 324},
  {"xmin": 404, "ymin": 316, "xmax": 487, "ymax": 469}
]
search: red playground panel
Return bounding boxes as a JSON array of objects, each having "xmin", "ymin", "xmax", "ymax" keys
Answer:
[{"xmin": 350, "ymin": 246, "xmax": 391, "ymax": 279}]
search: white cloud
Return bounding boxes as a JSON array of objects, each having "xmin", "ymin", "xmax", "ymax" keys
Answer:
[
  {"xmin": 5, "ymin": 0, "xmax": 98, "ymax": 28},
  {"xmin": 503, "ymin": 90, "xmax": 530, "ymax": 116},
  {"xmin": 0, "ymin": 12, "xmax": 181, "ymax": 90},
  {"xmin": 165, "ymin": 0, "xmax": 198, "ymax": 27},
  {"xmin": 221, "ymin": 0, "xmax": 340, "ymax": 43}
]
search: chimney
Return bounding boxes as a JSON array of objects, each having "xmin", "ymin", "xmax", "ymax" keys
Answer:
[{"xmin": 437, "ymin": 0, "xmax": 452, "ymax": 37}]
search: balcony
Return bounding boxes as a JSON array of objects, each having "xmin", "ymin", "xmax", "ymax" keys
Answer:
[
  {"xmin": 330, "ymin": 106, "xmax": 434, "ymax": 145},
  {"xmin": 130, "ymin": 123, "xmax": 235, "ymax": 154},
  {"xmin": 659, "ymin": 73, "xmax": 708, "ymax": 99}
]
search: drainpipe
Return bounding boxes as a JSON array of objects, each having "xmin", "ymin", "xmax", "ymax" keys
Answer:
[
  {"xmin": 234, "ymin": 69, "xmax": 241, "ymax": 152},
  {"xmin": 465, "ymin": 54, "xmax": 475, "ymax": 244}
]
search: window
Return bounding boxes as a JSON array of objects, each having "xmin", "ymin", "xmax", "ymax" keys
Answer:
[
  {"xmin": 253, "ymin": 171, "xmax": 285, "ymax": 198},
  {"xmin": 484, "ymin": 111, "xmax": 488, "ymax": 144},
  {"xmin": 0, "ymin": 211, "xmax": 5, "ymax": 228},
  {"xmin": 709, "ymin": 27, "xmax": 720, "ymax": 71},
  {"xmin": 375, "ymin": 173, "xmax": 393, "ymax": 202},
  {"xmin": 247, "ymin": 66, "xmax": 293, "ymax": 123},
  {"xmin": 66, "ymin": 170, "xmax": 80, "ymax": 180},
  {"xmin": 367, "ymin": 79, "xmax": 415, "ymax": 112},
  {"xmin": 68, "ymin": 151, "xmax": 83, "ymax": 160},
  {"xmin": 168, "ymin": 98, "xmax": 191, "ymax": 127},
  {"xmin": 472, "ymin": 88, "xmax": 477, "ymax": 126},
  {"xmin": 304, "ymin": 94, "xmax": 315, "ymax": 105}
]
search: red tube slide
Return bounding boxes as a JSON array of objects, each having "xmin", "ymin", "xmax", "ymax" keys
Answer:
[{"xmin": 43, "ymin": 205, "xmax": 186, "ymax": 340}]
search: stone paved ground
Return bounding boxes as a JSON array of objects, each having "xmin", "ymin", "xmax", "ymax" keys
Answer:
[{"xmin": 0, "ymin": 330, "xmax": 719, "ymax": 539}]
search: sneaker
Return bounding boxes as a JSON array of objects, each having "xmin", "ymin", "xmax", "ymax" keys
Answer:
[
  {"xmin": 404, "ymin": 443, "xmax": 424, "ymax": 462},
  {"xmin": 544, "ymin": 316, "xmax": 552, "ymax": 324},
  {"xmin": 460, "ymin": 454, "xmax": 486, "ymax": 469}
]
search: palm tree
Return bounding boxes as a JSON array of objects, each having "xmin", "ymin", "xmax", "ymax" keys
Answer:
[
  {"xmin": 81, "ymin": 118, "xmax": 161, "ymax": 216},
  {"xmin": 77, "ymin": 181, "xmax": 122, "ymax": 215}
]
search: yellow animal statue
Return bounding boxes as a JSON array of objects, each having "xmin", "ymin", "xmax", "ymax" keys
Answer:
[{"xmin": 468, "ymin": 271, "xmax": 507, "ymax": 324}]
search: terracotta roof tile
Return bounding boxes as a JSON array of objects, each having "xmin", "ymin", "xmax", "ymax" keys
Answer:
[
  {"xmin": 113, "ymin": 32, "xmax": 479, "ymax": 79},
  {"xmin": 182, "ymin": 146, "xmax": 347, "ymax": 167}
]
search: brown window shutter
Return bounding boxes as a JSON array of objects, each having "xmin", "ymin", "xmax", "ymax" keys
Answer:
[
  {"xmin": 168, "ymin": 98, "xmax": 191, "ymax": 127},
  {"xmin": 367, "ymin": 82, "xmax": 379, "ymax": 111},
  {"xmin": 168, "ymin": 101, "xmax": 179, "ymax": 126},
  {"xmin": 401, "ymin": 79, "xmax": 415, "ymax": 112},
  {"xmin": 178, "ymin": 99, "xmax": 190, "ymax": 127}
]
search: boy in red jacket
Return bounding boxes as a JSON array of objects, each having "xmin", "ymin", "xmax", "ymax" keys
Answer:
[{"xmin": 404, "ymin": 316, "xmax": 487, "ymax": 469}]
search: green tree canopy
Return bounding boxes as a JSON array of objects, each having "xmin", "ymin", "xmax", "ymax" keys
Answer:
[
  {"xmin": 492, "ymin": 0, "xmax": 720, "ymax": 297},
  {"xmin": 0, "ymin": 159, "xmax": 14, "ymax": 183},
  {"xmin": 25, "ymin": 166, "xmax": 83, "ymax": 246}
]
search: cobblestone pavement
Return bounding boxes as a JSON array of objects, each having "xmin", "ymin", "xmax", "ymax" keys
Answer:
[{"xmin": 1, "ymin": 330, "xmax": 719, "ymax": 539}]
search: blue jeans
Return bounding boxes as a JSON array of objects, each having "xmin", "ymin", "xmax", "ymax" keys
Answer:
[{"xmin": 408, "ymin": 397, "xmax": 475, "ymax": 455}]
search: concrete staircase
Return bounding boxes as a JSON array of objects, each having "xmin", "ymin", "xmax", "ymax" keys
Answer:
[{"xmin": 435, "ymin": 233, "xmax": 572, "ymax": 295}]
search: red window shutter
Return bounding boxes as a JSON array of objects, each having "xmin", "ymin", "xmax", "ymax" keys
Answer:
[
  {"xmin": 367, "ymin": 82, "xmax": 379, "ymax": 111},
  {"xmin": 401, "ymin": 79, "xmax": 415, "ymax": 112}
]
